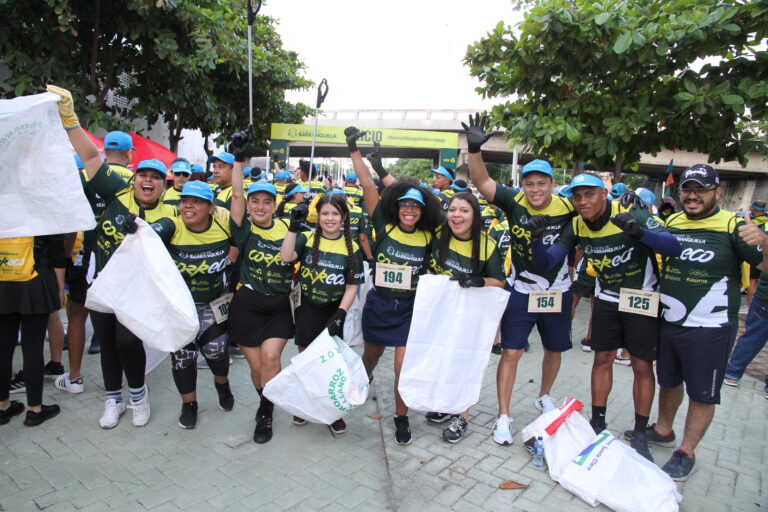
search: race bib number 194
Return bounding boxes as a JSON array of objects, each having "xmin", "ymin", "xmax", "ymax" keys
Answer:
[
  {"xmin": 375, "ymin": 262, "xmax": 412, "ymax": 290},
  {"xmin": 618, "ymin": 288, "xmax": 659, "ymax": 317}
]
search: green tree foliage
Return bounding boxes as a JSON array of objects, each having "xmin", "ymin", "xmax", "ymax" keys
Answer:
[
  {"xmin": 465, "ymin": 0, "xmax": 768, "ymax": 177},
  {"xmin": 386, "ymin": 159, "xmax": 434, "ymax": 182},
  {"xmin": 0, "ymin": 0, "xmax": 312, "ymax": 152}
]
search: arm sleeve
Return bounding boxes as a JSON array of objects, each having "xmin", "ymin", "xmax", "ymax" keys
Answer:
[
  {"xmin": 638, "ymin": 229, "xmax": 682, "ymax": 257},
  {"xmin": 86, "ymin": 162, "xmax": 129, "ymax": 202},
  {"xmin": 533, "ymin": 238, "xmax": 570, "ymax": 271},
  {"xmin": 150, "ymin": 217, "xmax": 177, "ymax": 245}
]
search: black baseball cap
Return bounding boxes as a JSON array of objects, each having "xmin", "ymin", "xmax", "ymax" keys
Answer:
[{"xmin": 680, "ymin": 164, "xmax": 720, "ymax": 188}]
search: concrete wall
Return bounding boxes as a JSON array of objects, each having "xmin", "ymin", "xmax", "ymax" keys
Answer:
[{"xmin": 644, "ymin": 176, "xmax": 768, "ymax": 213}]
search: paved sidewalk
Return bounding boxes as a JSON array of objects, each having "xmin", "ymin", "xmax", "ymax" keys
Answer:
[{"xmin": 1, "ymin": 300, "xmax": 766, "ymax": 511}]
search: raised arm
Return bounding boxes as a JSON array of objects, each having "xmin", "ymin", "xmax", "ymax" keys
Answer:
[
  {"xmin": 344, "ymin": 127, "xmax": 383, "ymax": 216},
  {"xmin": 228, "ymin": 127, "xmax": 252, "ymax": 227},
  {"xmin": 47, "ymin": 85, "xmax": 102, "ymax": 180},
  {"xmin": 463, "ymin": 113, "xmax": 500, "ymax": 202}
]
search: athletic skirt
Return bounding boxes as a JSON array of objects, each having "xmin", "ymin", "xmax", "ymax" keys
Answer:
[{"xmin": 361, "ymin": 288, "xmax": 415, "ymax": 347}]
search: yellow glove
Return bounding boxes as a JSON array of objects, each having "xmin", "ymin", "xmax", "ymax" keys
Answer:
[{"xmin": 46, "ymin": 84, "xmax": 80, "ymax": 129}]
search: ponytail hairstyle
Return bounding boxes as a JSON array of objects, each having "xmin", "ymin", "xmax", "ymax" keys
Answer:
[
  {"xmin": 311, "ymin": 193, "xmax": 356, "ymax": 281},
  {"xmin": 380, "ymin": 177, "xmax": 442, "ymax": 232},
  {"xmin": 438, "ymin": 191, "xmax": 483, "ymax": 275},
  {"xmin": 276, "ymin": 180, "xmax": 298, "ymax": 218}
]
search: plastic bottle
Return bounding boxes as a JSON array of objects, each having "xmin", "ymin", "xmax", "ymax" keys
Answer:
[{"xmin": 532, "ymin": 436, "xmax": 545, "ymax": 468}]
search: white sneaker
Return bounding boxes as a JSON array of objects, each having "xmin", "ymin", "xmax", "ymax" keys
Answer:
[
  {"xmin": 99, "ymin": 399, "xmax": 126, "ymax": 429},
  {"xmin": 54, "ymin": 373, "xmax": 84, "ymax": 394},
  {"xmin": 492, "ymin": 415, "xmax": 514, "ymax": 445},
  {"xmin": 534, "ymin": 395, "xmax": 556, "ymax": 413},
  {"xmin": 130, "ymin": 393, "xmax": 151, "ymax": 427}
]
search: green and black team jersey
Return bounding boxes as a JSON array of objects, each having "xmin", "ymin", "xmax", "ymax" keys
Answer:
[
  {"xmin": 429, "ymin": 227, "xmax": 505, "ymax": 281},
  {"xmin": 344, "ymin": 186, "xmax": 364, "ymax": 207},
  {"xmin": 152, "ymin": 213, "xmax": 231, "ymax": 303},
  {"xmin": 752, "ymin": 215, "xmax": 768, "ymax": 227},
  {"xmin": 370, "ymin": 205, "xmax": 433, "ymax": 299},
  {"xmin": 87, "ymin": 163, "xmax": 177, "ymax": 275},
  {"xmin": 480, "ymin": 205, "xmax": 497, "ymax": 231},
  {"xmin": 214, "ymin": 185, "xmax": 234, "ymax": 210},
  {"xmin": 437, "ymin": 188, "xmax": 456, "ymax": 211},
  {"xmin": 661, "ymin": 209, "xmax": 763, "ymax": 328},
  {"xmin": 107, "ymin": 163, "xmax": 134, "ymax": 183},
  {"xmin": 558, "ymin": 200, "xmax": 663, "ymax": 302},
  {"xmin": 294, "ymin": 232, "xmax": 365, "ymax": 306},
  {"xmin": 493, "ymin": 185, "xmax": 576, "ymax": 292},
  {"xmin": 348, "ymin": 203, "xmax": 367, "ymax": 244},
  {"xmin": 754, "ymin": 271, "xmax": 768, "ymax": 302},
  {"xmin": 298, "ymin": 179, "xmax": 327, "ymax": 205},
  {"xmin": 162, "ymin": 187, "xmax": 183, "ymax": 207},
  {"xmin": 230, "ymin": 213, "xmax": 294, "ymax": 295},
  {"xmin": 489, "ymin": 219, "xmax": 512, "ymax": 258}
]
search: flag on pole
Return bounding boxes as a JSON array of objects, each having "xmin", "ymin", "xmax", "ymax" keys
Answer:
[{"xmin": 663, "ymin": 159, "xmax": 675, "ymax": 198}]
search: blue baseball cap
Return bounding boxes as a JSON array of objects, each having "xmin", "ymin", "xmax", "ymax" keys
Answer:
[
  {"xmin": 609, "ymin": 182, "xmax": 627, "ymax": 199},
  {"xmin": 275, "ymin": 170, "xmax": 292, "ymax": 181},
  {"xmin": 135, "ymin": 158, "xmax": 167, "ymax": 178},
  {"xmin": 247, "ymin": 181, "xmax": 277, "ymax": 198},
  {"xmin": 521, "ymin": 159, "xmax": 553, "ymax": 178},
  {"xmin": 451, "ymin": 179, "xmax": 468, "ymax": 191},
  {"xmin": 171, "ymin": 160, "xmax": 192, "ymax": 175},
  {"xmin": 284, "ymin": 182, "xmax": 308, "ymax": 197},
  {"xmin": 180, "ymin": 181, "xmax": 214, "ymax": 202},
  {"xmin": 103, "ymin": 131, "xmax": 136, "ymax": 151},
  {"xmin": 561, "ymin": 173, "xmax": 605, "ymax": 195},
  {"xmin": 207, "ymin": 152, "xmax": 235, "ymax": 166},
  {"xmin": 635, "ymin": 187, "xmax": 656, "ymax": 206},
  {"xmin": 345, "ymin": 172, "xmax": 358, "ymax": 182},
  {"xmin": 243, "ymin": 166, "xmax": 252, "ymax": 177},
  {"xmin": 431, "ymin": 166, "xmax": 454, "ymax": 182},
  {"xmin": 74, "ymin": 154, "xmax": 84, "ymax": 170},
  {"xmin": 191, "ymin": 164, "xmax": 204, "ymax": 173},
  {"xmin": 328, "ymin": 189, "xmax": 346, "ymax": 195},
  {"xmin": 397, "ymin": 187, "xmax": 426, "ymax": 206}
]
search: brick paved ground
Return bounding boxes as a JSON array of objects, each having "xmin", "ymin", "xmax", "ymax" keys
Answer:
[{"xmin": 1, "ymin": 299, "xmax": 765, "ymax": 511}]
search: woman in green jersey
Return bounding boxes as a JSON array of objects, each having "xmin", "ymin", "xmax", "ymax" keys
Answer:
[{"xmin": 275, "ymin": 181, "xmax": 308, "ymax": 219}]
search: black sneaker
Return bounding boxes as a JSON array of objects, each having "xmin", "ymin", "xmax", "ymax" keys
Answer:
[
  {"xmin": 293, "ymin": 416, "xmax": 308, "ymax": 426},
  {"xmin": 394, "ymin": 415, "xmax": 412, "ymax": 445},
  {"xmin": 215, "ymin": 382, "xmax": 234, "ymax": 411},
  {"xmin": 9, "ymin": 371, "xmax": 25, "ymax": 394},
  {"xmin": 0, "ymin": 400, "xmax": 25, "ymax": 424},
  {"xmin": 442, "ymin": 415, "xmax": 468, "ymax": 443},
  {"xmin": 23, "ymin": 404, "xmax": 60, "ymax": 426},
  {"xmin": 589, "ymin": 418, "xmax": 606, "ymax": 435},
  {"xmin": 628, "ymin": 431, "xmax": 653, "ymax": 462},
  {"xmin": 426, "ymin": 412, "xmax": 451, "ymax": 423},
  {"xmin": 491, "ymin": 344, "xmax": 502, "ymax": 355},
  {"xmin": 178, "ymin": 401, "xmax": 198, "ymax": 429},
  {"xmin": 581, "ymin": 338, "xmax": 593, "ymax": 352},
  {"xmin": 44, "ymin": 361, "xmax": 65, "ymax": 378},
  {"xmin": 329, "ymin": 418, "xmax": 347, "ymax": 435},
  {"xmin": 253, "ymin": 404, "xmax": 274, "ymax": 444},
  {"xmin": 623, "ymin": 423, "xmax": 676, "ymax": 448},
  {"xmin": 662, "ymin": 449, "xmax": 695, "ymax": 482}
]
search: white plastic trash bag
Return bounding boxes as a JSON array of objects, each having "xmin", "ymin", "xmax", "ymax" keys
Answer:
[
  {"xmin": 0, "ymin": 92, "xmax": 96, "ymax": 237},
  {"xmin": 85, "ymin": 218, "xmax": 198, "ymax": 352},
  {"xmin": 264, "ymin": 329, "xmax": 369, "ymax": 424},
  {"xmin": 398, "ymin": 274, "xmax": 510, "ymax": 413},
  {"xmin": 343, "ymin": 266, "xmax": 371, "ymax": 347}
]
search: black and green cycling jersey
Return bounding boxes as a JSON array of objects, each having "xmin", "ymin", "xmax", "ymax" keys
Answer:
[
  {"xmin": 297, "ymin": 179, "xmax": 326, "ymax": 205},
  {"xmin": 436, "ymin": 188, "xmax": 456, "ymax": 211},
  {"xmin": 429, "ymin": 227, "xmax": 505, "ymax": 281},
  {"xmin": 370, "ymin": 205, "xmax": 432, "ymax": 299},
  {"xmin": 480, "ymin": 205, "xmax": 497, "ymax": 231},
  {"xmin": 343, "ymin": 186, "xmax": 364, "ymax": 207},
  {"xmin": 214, "ymin": 185, "xmax": 234, "ymax": 210},
  {"xmin": 230, "ymin": 213, "xmax": 294, "ymax": 295},
  {"xmin": 348, "ymin": 203, "xmax": 367, "ymax": 245},
  {"xmin": 754, "ymin": 271, "xmax": 768, "ymax": 302},
  {"xmin": 494, "ymin": 185, "xmax": 576, "ymax": 292},
  {"xmin": 294, "ymin": 232, "xmax": 365, "ymax": 306},
  {"xmin": 661, "ymin": 208, "xmax": 763, "ymax": 327},
  {"xmin": 557, "ymin": 200, "xmax": 663, "ymax": 302},
  {"xmin": 162, "ymin": 187, "xmax": 183, "ymax": 207},
  {"xmin": 87, "ymin": 163, "xmax": 177, "ymax": 274},
  {"xmin": 107, "ymin": 163, "xmax": 134, "ymax": 183},
  {"xmin": 152, "ymin": 213, "xmax": 231, "ymax": 303}
]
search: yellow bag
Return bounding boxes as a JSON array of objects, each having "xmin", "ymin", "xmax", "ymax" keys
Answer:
[{"xmin": 0, "ymin": 237, "xmax": 38, "ymax": 282}]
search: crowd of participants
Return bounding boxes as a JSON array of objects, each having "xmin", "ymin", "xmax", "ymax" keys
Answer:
[{"xmin": 2, "ymin": 87, "xmax": 767, "ymax": 484}]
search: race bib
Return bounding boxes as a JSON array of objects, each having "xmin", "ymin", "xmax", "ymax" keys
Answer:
[
  {"xmin": 618, "ymin": 288, "xmax": 659, "ymax": 317},
  {"xmin": 210, "ymin": 293, "xmax": 234, "ymax": 324},
  {"xmin": 375, "ymin": 262, "xmax": 412, "ymax": 290},
  {"xmin": 527, "ymin": 290, "xmax": 562, "ymax": 313},
  {"xmin": 289, "ymin": 285, "xmax": 302, "ymax": 322}
]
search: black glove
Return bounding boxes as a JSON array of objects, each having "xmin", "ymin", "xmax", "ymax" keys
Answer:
[
  {"xmin": 288, "ymin": 203, "xmax": 309, "ymax": 233},
  {"xmin": 326, "ymin": 309, "xmax": 347, "ymax": 338},
  {"xmin": 365, "ymin": 142, "xmax": 389, "ymax": 179},
  {"xmin": 461, "ymin": 112, "xmax": 498, "ymax": 153},
  {"xmin": 619, "ymin": 191, "xmax": 643, "ymax": 209},
  {"xmin": 528, "ymin": 214, "xmax": 551, "ymax": 239},
  {"xmin": 122, "ymin": 213, "xmax": 139, "ymax": 234},
  {"xmin": 344, "ymin": 126, "xmax": 367, "ymax": 153},
  {"xmin": 229, "ymin": 125, "xmax": 253, "ymax": 162},
  {"xmin": 610, "ymin": 212, "xmax": 643, "ymax": 239},
  {"xmin": 450, "ymin": 275, "xmax": 485, "ymax": 288}
]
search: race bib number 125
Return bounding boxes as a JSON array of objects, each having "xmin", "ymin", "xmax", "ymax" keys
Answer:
[{"xmin": 618, "ymin": 288, "xmax": 659, "ymax": 317}]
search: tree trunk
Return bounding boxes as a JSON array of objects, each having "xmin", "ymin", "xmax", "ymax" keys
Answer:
[
  {"xmin": 168, "ymin": 114, "xmax": 183, "ymax": 154},
  {"xmin": 203, "ymin": 136, "xmax": 213, "ymax": 171},
  {"xmin": 613, "ymin": 154, "xmax": 624, "ymax": 183},
  {"xmin": 572, "ymin": 160, "xmax": 584, "ymax": 176}
]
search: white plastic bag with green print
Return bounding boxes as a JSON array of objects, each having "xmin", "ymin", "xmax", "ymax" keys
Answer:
[{"xmin": 264, "ymin": 329, "xmax": 369, "ymax": 424}]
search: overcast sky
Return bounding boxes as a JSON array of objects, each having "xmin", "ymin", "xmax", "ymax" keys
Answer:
[{"xmin": 266, "ymin": 0, "xmax": 522, "ymax": 111}]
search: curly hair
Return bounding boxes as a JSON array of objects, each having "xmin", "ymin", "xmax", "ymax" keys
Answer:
[
  {"xmin": 311, "ymin": 193, "xmax": 356, "ymax": 281},
  {"xmin": 379, "ymin": 177, "xmax": 442, "ymax": 232},
  {"xmin": 438, "ymin": 191, "xmax": 483, "ymax": 275}
]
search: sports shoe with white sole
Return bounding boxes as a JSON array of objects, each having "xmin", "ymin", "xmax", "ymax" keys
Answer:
[
  {"xmin": 534, "ymin": 395, "xmax": 556, "ymax": 413},
  {"xmin": 99, "ymin": 399, "xmax": 126, "ymax": 429},
  {"xmin": 130, "ymin": 393, "xmax": 150, "ymax": 427},
  {"xmin": 54, "ymin": 373, "xmax": 84, "ymax": 394},
  {"xmin": 492, "ymin": 415, "xmax": 514, "ymax": 445}
]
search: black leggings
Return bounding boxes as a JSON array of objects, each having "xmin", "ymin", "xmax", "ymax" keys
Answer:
[
  {"xmin": 0, "ymin": 313, "xmax": 48, "ymax": 406},
  {"xmin": 90, "ymin": 311, "xmax": 146, "ymax": 392},
  {"xmin": 171, "ymin": 318, "xmax": 229, "ymax": 395}
]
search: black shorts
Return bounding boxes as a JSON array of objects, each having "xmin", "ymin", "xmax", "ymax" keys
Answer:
[
  {"xmin": 657, "ymin": 321, "xmax": 737, "ymax": 404},
  {"xmin": 590, "ymin": 298, "xmax": 658, "ymax": 361},
  {"xmin": 362, "ymin": 288, "xmax": 415, "ymax": 347},
  {"xmin": 65, "ymin": 261, "xmax": 89, "ymax": 305},
  {"xmin": 228, "ymin": 286, "xmax": 294, "ymax": 348},
  {"xmin": 294, "ymin": 299, "xmax": 341, "ymax": 348}
]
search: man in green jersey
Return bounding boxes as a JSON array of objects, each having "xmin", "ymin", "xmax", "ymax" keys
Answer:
[
  {"xmin": 532, "ymin": 172, "xmax": 682, "ymax": 461},
  {"xmin": 103, "ymin": 131, "xmax": 136, "ymax": 182},
  {"xmin": 638, "ymin": 164, "xmax": 768, "ymax": 481},
  {"xmin": 208, "ymin": 152, "xmax": 236, "ymax": 209},
  {"xmin": 162, "ymin": 159, "xmax": 192, "ymax": 207}
]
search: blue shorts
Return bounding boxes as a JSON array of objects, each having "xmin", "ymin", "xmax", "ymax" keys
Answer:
[
  {"xmin": 362, "ymin": 288, "xmax": 415, "ymax": 347},
  {"xmin": 500, "ymin": 288, "xmax": 573, "ymax": 352}
]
